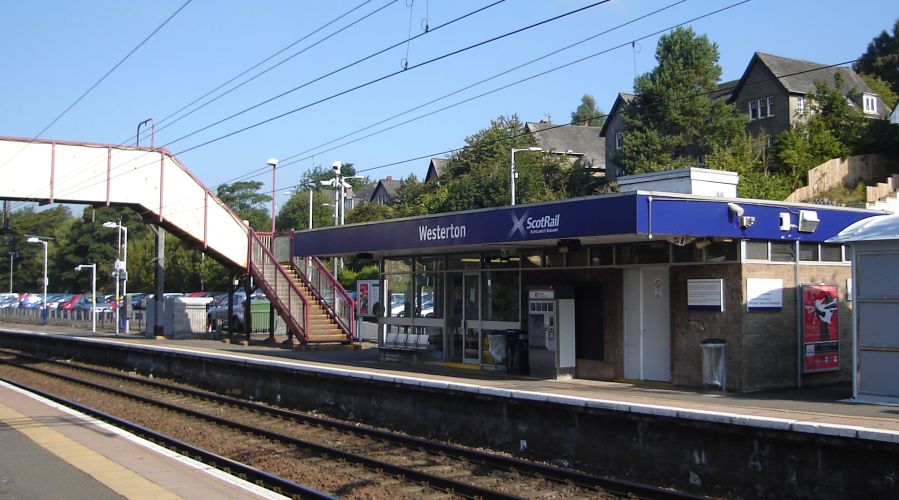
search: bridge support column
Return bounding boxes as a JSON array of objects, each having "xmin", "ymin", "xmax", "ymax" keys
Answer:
[
  {"xmin": 152, "ymin": 225, "xmax": 165, "ymax": 339},
  {"xmin": 243, "ymin": 277, "xmax": 252, "ymax": 345}
]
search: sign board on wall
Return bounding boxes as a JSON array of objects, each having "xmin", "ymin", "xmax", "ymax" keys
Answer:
[
  {"xmin": 747, "ymin": 278, "xmax": 783, "ymax": 311},
  {"xmin": 801, "ymin": 283, "xmax": 840, "ymax": 373},
  {"xmin": 356, "ymin": 280, "xmax": 380, "ymax": 317},
  {"xmin": 687, "ymin": 279, "xmax": 724, "ymax": 311}
]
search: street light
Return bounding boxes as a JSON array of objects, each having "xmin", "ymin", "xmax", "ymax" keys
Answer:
[
  {"xmin": 26, "ymin": 237, "xmax": 48, "ymax": 325},
  {"xmin": 75, "ymin": 264, "xmax": 96, "ymax": 333},
  {"xmin": 306, "ymin": 183, "xmax": 316, "ymax": 229},
  {"xmin": 103, "ymin": 221, "xmax": 128, "ymax": 335},
  {"xmin": 267, "ymin": 157, "xmax": 279, "ymax": 234},
  {"xmin": 510, "ymin": 146, "xmax": 542, "ymax": 206},
  {"xmin": 8, "ymin": 251, "xmax": 17, "ymax": 293}
]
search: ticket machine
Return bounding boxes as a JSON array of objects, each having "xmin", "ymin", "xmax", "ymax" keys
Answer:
[{"xmin": 527, "ymin": 287, "xmax": 575, "ymax": 379}]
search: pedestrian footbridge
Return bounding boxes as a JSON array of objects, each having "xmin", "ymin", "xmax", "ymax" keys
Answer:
[{"xmin": 0, "ymin": 136, "xmax": 354, "ymax": 343}]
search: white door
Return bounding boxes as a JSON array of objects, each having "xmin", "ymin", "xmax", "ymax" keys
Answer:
[{"xmin": 623, "ymin": 268, "xmax": 671, "ymax": 381}]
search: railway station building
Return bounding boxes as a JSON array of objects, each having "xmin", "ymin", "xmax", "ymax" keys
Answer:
[{"xmin": 295, "ymin": 168, "xmax": 882, "ymax": 392}]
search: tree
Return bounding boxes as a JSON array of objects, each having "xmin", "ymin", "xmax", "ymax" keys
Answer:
[
  {"xmin": 216, "ymin": 181, "xmax": 271, "ymax": 231},
  {"xmin": 1, "ymin": 206, "xmax": 74, "ymax": 293},
  {"xmin": 570, "ymin": 94, "xmax": 606, "ymax": 127},
  {"xmin": 855, "ymin": 19, "xmax": 899, "ymax": 94},
  {"xmin": 617, "ymin": 27, "xmax": 746, "ymax": 174}
]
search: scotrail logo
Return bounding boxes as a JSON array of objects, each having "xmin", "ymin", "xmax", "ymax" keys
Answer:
[{"xmin": 508, "ymin": 211, "xmax": 561, "ymax": 238}]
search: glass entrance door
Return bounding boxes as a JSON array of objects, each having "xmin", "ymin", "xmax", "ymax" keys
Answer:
[{"xmin": 463, "ymin": 273, "xmax": 480, "ymax": 364}]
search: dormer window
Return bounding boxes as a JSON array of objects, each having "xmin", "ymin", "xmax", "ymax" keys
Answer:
[{"xmin": 863, "ymin": 94, "xmax": 877, "ymax": 114}]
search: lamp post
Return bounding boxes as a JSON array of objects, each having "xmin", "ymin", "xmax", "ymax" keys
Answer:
[
  {"xmin": 26, "ymin": 237, "xmax": 48, "ymax": 325},
  {"xmin": 306, "ymin": 183, "xmax": 316, "ymax": 229},
  {"xmin": 510, "ymin": 147, "xmax": 543, "ymax": 206},
  {"xmin": 103, "ymin": 221, "xmax": 128, "ymax": 335},
  {"xmin": 75, "ymin": 264, "xmax": 96, "ymax": 333},
  {"xmin": 8, "ymin": 251, "xmax": 16, "ymax": 293},
  {"xmin": 267, "ymin": 158, "xmax": 279, "ymax": 234}
]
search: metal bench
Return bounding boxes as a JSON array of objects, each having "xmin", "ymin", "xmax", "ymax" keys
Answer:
[{"xmin": 380, "ymin": 332, "xmax": 429, "ymax": 362}]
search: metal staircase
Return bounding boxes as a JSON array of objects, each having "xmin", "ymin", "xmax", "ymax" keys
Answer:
[{"xmin": 249, "ymin": 230, "xmax": 355, "ymax": 344}]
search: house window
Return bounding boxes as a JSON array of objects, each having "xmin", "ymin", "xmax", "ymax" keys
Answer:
[
  {"xmin": 749, "ymin": 97, "xmax": 774, "ymax": 120},
  {"xmin": 796, "ymin": 96, "xmax": 805, "ymax": 115},
  {"xmin": 863, "ymin": 94, "xmax": 877, "ymax": 114},
  {"xmin": 615, "ymin": 132, "xmax": 623, "ymax": 150},
  {"xmin": 766, "ymin": 136, "xmax": 774, "ymax": 148}
]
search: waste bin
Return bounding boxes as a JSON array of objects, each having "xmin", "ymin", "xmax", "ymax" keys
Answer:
[
  {"xmin": 506, "ymin": 329, "xmax": 526, "ymax": 374},
  {"xmin": 700, "ymin": 338, "xmax": 726, "ymax": 390}
]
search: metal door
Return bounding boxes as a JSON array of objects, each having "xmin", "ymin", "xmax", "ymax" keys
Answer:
[{"xmin": 623, "ymin": 268, "xmax": 671, "ymax": 381}]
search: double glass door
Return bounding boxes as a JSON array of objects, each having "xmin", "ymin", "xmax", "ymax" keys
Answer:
[{"xmin": 446, "ymin": 272, "xmax": 481, "ymax": 364}]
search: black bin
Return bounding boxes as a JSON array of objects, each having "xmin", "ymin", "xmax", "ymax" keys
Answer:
[{"xmin": 506, "ymin": 329, "xmax": 529, "ymax": 375}]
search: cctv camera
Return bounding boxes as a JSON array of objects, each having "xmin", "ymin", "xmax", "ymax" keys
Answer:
[
  {"xmin": 331, "ymin": 160, "xmax": 342, "ymax": 174},
  {"xmin": 727, "ymin": 203, "xmax": 744, "ymax": 217}
]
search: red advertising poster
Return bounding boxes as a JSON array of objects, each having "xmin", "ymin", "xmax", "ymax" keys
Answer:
[
  {"xmin": 359, "ymin": 283, "xmax": 370, "ymax": 316},
  {"xmin": 801, "ymin": 284, "xmax": 840, "ymax": 373}
]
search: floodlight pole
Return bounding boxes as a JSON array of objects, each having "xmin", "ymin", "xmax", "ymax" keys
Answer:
[
  {"xmin": 76, "ymin": 264, "xmax": 96, "ymax": 333},
  {"xmin": 510, "ymin": 147, "xmax": 542, "ymax": 206}
]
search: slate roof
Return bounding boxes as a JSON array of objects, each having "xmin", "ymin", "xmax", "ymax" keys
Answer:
[
  {"xmin": 425, "ymin": 158, "xmax": 448, "ymax": 183},
  {"xmin": 525, "ymin": 121, "xmax": 605, "ymax": 167},
  {"xmin": 370, "ymin": 178, "xmax": 402, "ymax": 202},
  {"xmin": 598, "ymin": 93, "xmax": 634, "ymax": 137}
]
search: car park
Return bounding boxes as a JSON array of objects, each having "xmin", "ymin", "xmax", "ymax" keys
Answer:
[{"xmin": 207, "ymin": 291, "xmax": 266, "ymax": 331}]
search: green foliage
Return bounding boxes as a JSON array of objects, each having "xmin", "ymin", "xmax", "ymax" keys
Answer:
[
  {"xmin": 617, "ymin": 27, "xmax": 746, "ymax": 174},
  {"xmin": 216, "ymin": 181, "xmax": 271, "ymax": 231},
  {"xmin": 278, "ymin": 189, "xmax": 334, "ymax": 230},
  {"xmin": 345, "ymin": 200, "xmax": 395, "ymax": 224},
  {"xmin": 570, "ymin": 94, "xmax": 606, "ymax": 127},
  {"xmin": 854, "ymin": 18, "xmax": 899, "ymax": 95},
  {"xmin": 859, "ymin": 73, "xmax": 898, "ymax": 109}
]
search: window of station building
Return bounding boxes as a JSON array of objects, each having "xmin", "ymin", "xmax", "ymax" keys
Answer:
[
  {"xmin": 483, "ymin": 251, "xmax": 520, "ymax": 269},
  {"xmin": 745, "ymin": 240, "xmax": 769, "ymax": 260},
  {"xmin": 416, "ymin": 256, "xmax": 445, "ymax": 273},
  {"xmin": 385, "ymin": 274, "xmax": 413, "ymax": 317},
  {"xmin": 384, "ymin": 258, "xmax": 413, "ymax": 274},
  {"xmin": 482, "ymin": 271, "xmax": 519, "ymax": 322},
  {"xmin": 564, "ymin": 247, "xmax": 588, "ymax": 267},
  {"xmin": 617, "ymin": 241, "xmax": 669, "ymax": 265},
  {"xmin": 543, "ymin": 250, "xmax": 564, "ymax": 268},
  {"xmin": 821, "ymin": 244, "xmax": 844, "ymax": 262},
  {"xmin": 589, "ymin": 245, "xmax": 614, "ymax": 266},
  {"xmin": 705, "ymin": 240, "xmax": 738, "ymax": 262},
  {"xmin": 672, "ymin": 243, "xmax": 702, "ymax": 263},
  {"xmin": 521, "ymin": 251, "xmax": 542, "ymax": 268},
  {"xmin": 770, "ymin": 241, "xmax": 795, "ymax": 262},
  {"xmin": 799, "ymin": 242, "xmax": 820, "ymax": 262},
  {"xmin": 415, "ymin": 273, "xmax": 443, "ymax": 319},
  {"xmin": 447, "ymin": 253, "xmax": 481, "ymax": 270}
]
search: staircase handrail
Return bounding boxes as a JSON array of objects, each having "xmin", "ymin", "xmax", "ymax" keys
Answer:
[
  {"xmin": 247, "ymin": 229, "xmax": 309, "ymax": 341},
  {"xmin": 289, "ymin": 240, "xmax": 355, "ymax": 340}
]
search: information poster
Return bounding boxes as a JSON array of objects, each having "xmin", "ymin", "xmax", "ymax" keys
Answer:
[
  {"xmin": 687, "ymin": 279, "xmax": 724, "ymax": 311},
  {"xmin": 747, "ymin": 278, "xmax": 783, "ymax": 311},
  {"xmin": 801, "ymin": 283, "xmax": 840, "ymax": 373}
]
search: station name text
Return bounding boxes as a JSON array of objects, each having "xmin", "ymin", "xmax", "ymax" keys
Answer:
[{"xmin": 419, "ymin": 223, "xmax": 467, "ymax": 241}]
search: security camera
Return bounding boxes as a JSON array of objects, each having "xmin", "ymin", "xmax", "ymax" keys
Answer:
[
  {"xmin": 331, "ymin": 160, "xmax": 342, "ymax": 174},
  {"xmin": 727, "ymin": 203, "xmax": 744, "ymax": 217}
]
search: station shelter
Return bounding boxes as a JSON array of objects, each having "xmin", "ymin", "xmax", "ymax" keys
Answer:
[{"xmin": 295, "ymin": 168, "xmax": 883, "ymax": 392}]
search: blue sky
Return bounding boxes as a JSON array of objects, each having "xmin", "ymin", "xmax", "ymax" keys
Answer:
[{"xmin": 1, "ymin": 0, "xmax": 894, "ymax": 211}]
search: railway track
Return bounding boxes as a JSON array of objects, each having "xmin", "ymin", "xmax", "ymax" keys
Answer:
[{"xmin": 0, "ymin": 350, "xmax": 696, "ymax": 499}]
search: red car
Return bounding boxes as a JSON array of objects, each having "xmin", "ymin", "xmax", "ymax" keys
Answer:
[{"xmin": 58, "ymin": 294, "xmax": 82, "ymax": 311}]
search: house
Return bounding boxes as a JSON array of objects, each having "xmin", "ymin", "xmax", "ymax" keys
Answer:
[
  {"xmin": 598, "ymin": 93, "xmax": 634, "ymax": 183},
  {"xmin": 369, "ymin": 176, "xmax": 402, "ymax": 205},
  {"xmin": 601, "ymin": 53, "xmax": 891, "ymax": 180},
  {"xmin": 891, "ymin": 103, "xmax": 899, "ymax": 125},
  {"xmin": 424, "ymin": 158, "xmax": 448, "ymax": 184},
  {"xmin": 730, "ymin": 52, "xmax": 890, "ymax": 142},
  {"xmin": 424, "ymin": 121, "xmax": 605, "ymax": 185},
  {"xmin": 524, "ymin": 121, "xmax": 605, "ymax": 171}
]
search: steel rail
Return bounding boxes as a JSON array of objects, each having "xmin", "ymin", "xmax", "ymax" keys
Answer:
[
  {"xmin": 1, "ymin": 351, "xmax": 697, "ymax": 499},
  {"xmin": 0, "ymin": 375, "xmax": 334, "ymax": 500}
]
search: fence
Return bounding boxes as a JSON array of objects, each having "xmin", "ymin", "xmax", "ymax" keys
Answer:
[{"xmin": 0, "ymin": 306, "xmax": 142, "ymax": 332}]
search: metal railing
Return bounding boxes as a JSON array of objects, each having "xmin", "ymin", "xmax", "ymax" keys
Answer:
[
  {"xmin": 0, "ymin": 306, "xmax": 134, "ymax": 331},
  {"xmin": 248, "ymin": 230, "xmax": 309, "ymax": 341},
  {"xmin": 292, "ymin": 255, "xmax": 355, "ymax": 339}
]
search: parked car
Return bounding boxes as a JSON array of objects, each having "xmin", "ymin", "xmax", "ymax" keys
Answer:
[
  {"xmin": 207, "ymin": 292, "xmax": 266, "ymax": 332},
  {"xmin": 74, "ymin": 295, "xmax": 113, "ymax": 313},
  {"xmin": 58, "ymin": 294, "xmax": 82, "ymax": 311}
]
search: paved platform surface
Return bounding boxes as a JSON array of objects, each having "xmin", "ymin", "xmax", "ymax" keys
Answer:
[
  {"xmin": 0, "ymin": 379, "xmax": 287, "ymax": 499},
  {"xmin": 3, "ymin": 322, "xmax": 899, "ymax": 440}
]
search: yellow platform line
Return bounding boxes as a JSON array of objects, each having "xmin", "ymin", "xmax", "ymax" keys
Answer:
[{"xmin": 0, "ymin": 402, "xmax": 180, "ymax": 500}]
